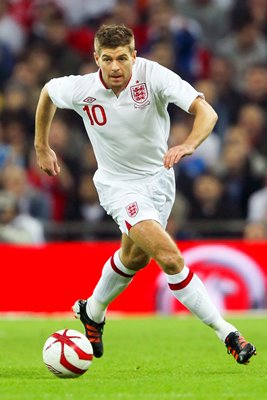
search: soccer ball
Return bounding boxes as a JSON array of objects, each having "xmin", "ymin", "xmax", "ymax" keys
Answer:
[{"xmin": 42, "ymin": 329, "xmax": 93, "ymax": 378}]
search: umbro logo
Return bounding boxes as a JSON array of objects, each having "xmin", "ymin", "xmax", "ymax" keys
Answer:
[{"xmin": 83, "ymin": 96, "xmax": 96, "ymax": 103}]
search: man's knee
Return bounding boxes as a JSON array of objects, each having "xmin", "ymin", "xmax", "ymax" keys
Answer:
[
  {"xmin": 126, "ymin": 253, "xmax": 150, "ymax": 270},
  {"xmin": 154, "ymin": 248, "xmax": 184, "ymax": 274},
  {"xmin": 120, "ymin": 247, "xmax": 150, "ymax": 271},
  {"xmin": 128, "ymin": 220, "xmax": 184, "ymax": 273}
]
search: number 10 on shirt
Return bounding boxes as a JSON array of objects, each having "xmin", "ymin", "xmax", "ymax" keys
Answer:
[{"xmin": 83, "ymin": 105, "xmax": 107, "ymax": 126}]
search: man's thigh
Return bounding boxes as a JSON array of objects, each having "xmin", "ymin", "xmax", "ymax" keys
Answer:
[{"xmin": 128, "ymin": 219, "xmax": 179, "ymax": 260}]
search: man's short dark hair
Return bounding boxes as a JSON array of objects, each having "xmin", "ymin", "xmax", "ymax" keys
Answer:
[{"xmin": 94, "ymin": 24, "xmax": 135, "ymax": 54}]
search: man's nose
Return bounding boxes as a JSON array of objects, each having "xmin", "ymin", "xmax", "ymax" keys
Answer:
[{"xmin": 111, "ymin": 61, "xmax": 120, "ymax": 70}]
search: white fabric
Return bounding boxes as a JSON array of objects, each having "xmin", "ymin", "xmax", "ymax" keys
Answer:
[
  {"xmin": 166, "ymin": 268, "xmax": 237, "ymax": 341},
  {"xmin": 88, "ymin": 250, "xmax": 135, "ymax": 322},
  {"xmin": 114, "ymin": 250, "xmax": 136, "ymax": 275},
  {"xmin": 94, "ymin": 166, "xmax": 175, "ymax": 233},
  {"xmin": 47, "ymin": 57, "xmax": 202, "ymax": 181},
  {"xmin": 165, "ymin": 265, "xmax": 190, "ymax": 284}
]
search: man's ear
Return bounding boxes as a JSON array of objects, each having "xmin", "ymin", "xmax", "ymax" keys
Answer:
[
  {"xmin": 132, "ymin": 50, "xmax": 137, "ymax": 64},
  {"xmin": 94, "ymin": 52, "xmax": 100, "ymax": 67}
]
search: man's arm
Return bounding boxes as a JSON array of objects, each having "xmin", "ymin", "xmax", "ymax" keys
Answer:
[
  {"xmin": 34, "ymin": 85, "xmax": 61, "ymax": 176},
  {"xmin": 163, "ymin": 96, "xmax": 218, "ymax": 169}
]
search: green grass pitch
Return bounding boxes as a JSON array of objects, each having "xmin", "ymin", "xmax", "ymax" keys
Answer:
[{"xmin": 0, "ymin": 314, "xmax": 266, "ymax": 400}]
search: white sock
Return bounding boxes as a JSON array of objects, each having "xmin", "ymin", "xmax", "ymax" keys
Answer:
[
  {"xmin": 86, "ymin": 250, "xmax": 136, "ymax": 323},
  {"xmin": 166, "ymin": 266, "xmax": 237, "ymax": 342}
]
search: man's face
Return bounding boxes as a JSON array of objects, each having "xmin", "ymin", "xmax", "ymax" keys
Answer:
[{"xmin": 94, "ymin": 46, "xmax": 136, "ymax": 95}]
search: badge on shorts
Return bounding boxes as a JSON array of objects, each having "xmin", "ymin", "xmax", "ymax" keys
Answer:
[
  {"xmin": 130, "ymin": 83, "xmax": 148, "ymax": 103},
  {"xmin": 126, "ymin": 201, "xmax": 139, "ymax": 217}
]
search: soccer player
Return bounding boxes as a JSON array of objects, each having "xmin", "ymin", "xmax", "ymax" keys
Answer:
[{"xmin": 34, "ymin": 24, "xmax": 256, "ymax": 365}]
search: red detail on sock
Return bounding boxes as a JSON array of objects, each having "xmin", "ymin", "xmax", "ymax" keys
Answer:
[
  {"xmin": 110, "ymin": 255, "xmax": 135, "ymax": 278},
  {"xmin": 125, "ymin": 220, "xmax": 132, "ymax": 231},
  {"xmin": 168, "ymin": 269, "xmax": 194, "ymax": 290}
]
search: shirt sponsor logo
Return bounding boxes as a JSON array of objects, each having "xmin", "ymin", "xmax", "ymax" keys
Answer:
[
  {"xmin": 130, "ymin": 83, "xmax": 148, "ymax": 104},
  {"xmin": 126, "ymin": 201, "xmax": 139, "ymax": 217},
  {"xmin": 83, "ymin": 96, "xmax": 96, "ymax": 103}
]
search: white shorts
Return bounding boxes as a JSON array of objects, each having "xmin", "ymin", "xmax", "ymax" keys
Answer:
[{"xmin": 93, "ymin": 167, "xmax": 175, "ymax": 235}]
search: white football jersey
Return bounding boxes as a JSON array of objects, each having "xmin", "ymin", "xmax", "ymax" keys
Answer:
[{"xmin": 47, "ymin": 57, "xmax": 202, "ymax": 182}]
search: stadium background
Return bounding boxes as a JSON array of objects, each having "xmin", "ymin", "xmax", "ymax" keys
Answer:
[{"xmin": 0, "ymin": 0, "xmax": 267, "ymax": 314}]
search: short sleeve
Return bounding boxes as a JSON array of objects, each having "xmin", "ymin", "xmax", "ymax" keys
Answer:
[
  {"xmin": 46, "ymin": 75, "xmax": 80, "ymax": 110},
  {"xmin": 150, "ymin": 62, "xmax": 204, "ymax": 113}
]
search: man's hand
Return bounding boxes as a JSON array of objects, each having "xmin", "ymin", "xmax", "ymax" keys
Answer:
[
  {"xmin": 35, "ymin": 147, "xmax": 61, "ymax": 176},
  {"xmin": 163, "ymin": 144, "xmax": 195, "ymax": 169}
]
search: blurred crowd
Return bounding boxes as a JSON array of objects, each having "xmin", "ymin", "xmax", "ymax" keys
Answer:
[{"xmin": 0, "ymin": 0, "xmax": 267, "ymax": 243}]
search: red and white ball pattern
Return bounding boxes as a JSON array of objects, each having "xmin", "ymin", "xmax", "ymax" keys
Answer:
[{"xmin": 42, "ymin": 329, "xmax": 93, "ymax": 378}]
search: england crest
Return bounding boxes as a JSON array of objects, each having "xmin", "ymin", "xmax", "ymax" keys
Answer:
[
  {"xmin": 130, "ymin": 83, "xmax": 148, "ymax": 104},
  {"xmin": 126, "ymin": 201, "xmax": 139, "ymax": 217}
]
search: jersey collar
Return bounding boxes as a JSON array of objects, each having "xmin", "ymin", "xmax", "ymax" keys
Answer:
[
  {"xmin": 99, "ymin": 69, "xmax": 109, "ymax": 89},
  {"xmin": 98, "ymin": 69, "xmax": 133, "ymax": 93}
]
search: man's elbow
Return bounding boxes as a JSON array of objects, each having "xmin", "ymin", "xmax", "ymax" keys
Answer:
[{"xmin": 211, "ymin": 109, "xmax": 218, "ymax": 125}]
